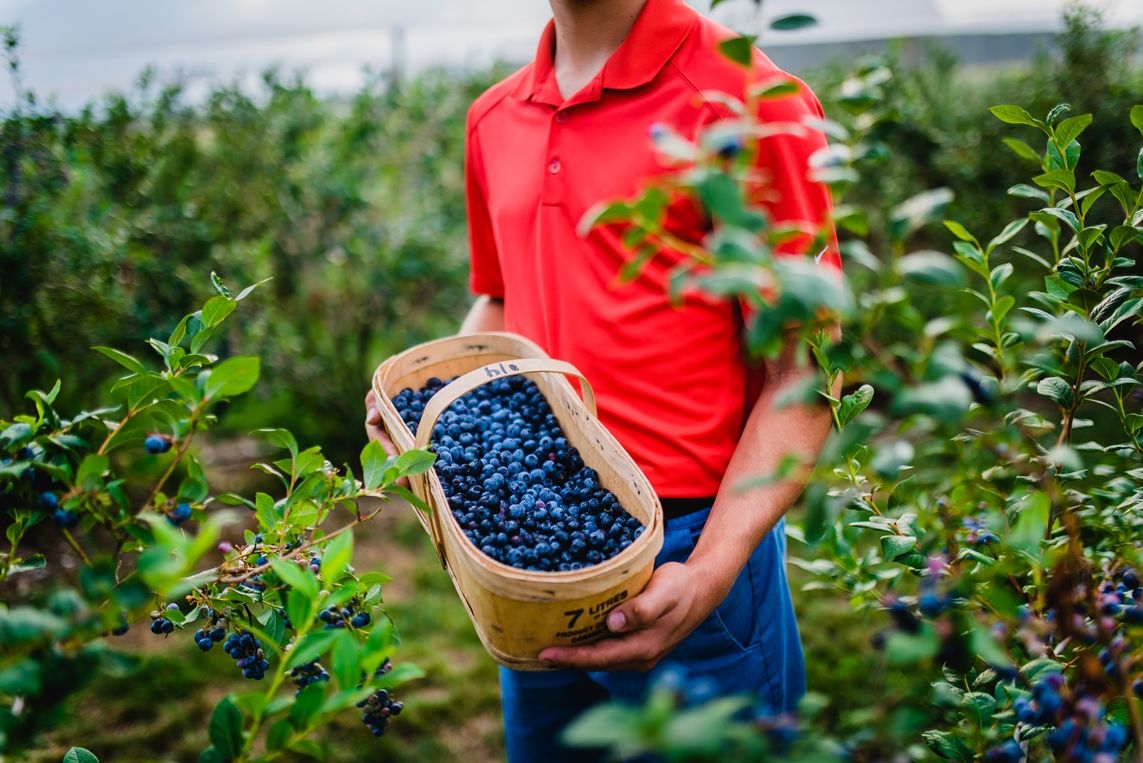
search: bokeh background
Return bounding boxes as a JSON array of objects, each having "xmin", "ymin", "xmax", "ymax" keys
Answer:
[{"xmin": 2, "ymin": 0, "xmax": 1142, "ymax": 760}]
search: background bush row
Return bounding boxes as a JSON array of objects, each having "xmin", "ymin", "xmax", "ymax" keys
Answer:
[{"xmin": 3, "ymin": 9, "xmax": 1140, "ymax": 465}]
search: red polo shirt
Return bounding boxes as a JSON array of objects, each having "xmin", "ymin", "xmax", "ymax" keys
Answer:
[{"xmin": 464, "ymin": 0, "xmax": 841, "ymax": 497}]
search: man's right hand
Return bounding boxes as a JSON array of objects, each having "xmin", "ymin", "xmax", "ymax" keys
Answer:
[
  {"xmin": 363, "ymin": 388, "xmax": 413, "ymax": 489},
  {"xmin": 363, "ymin": 388, "xmax": 399, "ymax": 455}
]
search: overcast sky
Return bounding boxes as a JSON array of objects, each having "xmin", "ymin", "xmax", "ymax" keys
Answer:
[{"xmin": 2, "ymin": 0, "xmax": 1140, "ymax": 108}]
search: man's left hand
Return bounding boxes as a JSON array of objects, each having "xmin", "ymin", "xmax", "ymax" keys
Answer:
[{"xmin": 537, "ymin": 562, "xmax": 716, "ymax": 672}]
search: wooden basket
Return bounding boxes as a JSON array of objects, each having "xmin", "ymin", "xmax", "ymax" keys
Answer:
[{"xmin": 371, "ymin": 333, "xmax": 664, "ymax": 670}]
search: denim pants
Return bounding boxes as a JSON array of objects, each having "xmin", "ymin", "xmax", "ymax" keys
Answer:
[{"xmin": 498, "ymin": 506, "xmax": 806, "ymax": 762}]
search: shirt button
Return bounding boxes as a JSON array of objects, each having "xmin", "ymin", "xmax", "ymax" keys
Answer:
[
  {"xmin": 555, "ymin": 112, "xmax": 568, "ymax": 124},
  {"xmin": 548, "ymin": 158, "xmax": 562, "ymax": 174}
]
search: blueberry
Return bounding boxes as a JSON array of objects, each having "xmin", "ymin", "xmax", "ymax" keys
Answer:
[
  {"xmin": 168, "ymin": 502, "xmax": 193, "ymax": 525},
  {"xmin": 144, "ymin": 434, "xmax": 172, "ymax": 454},
  {"xmin": 39, "ymin": 491, "xmax": 59, "ymax": 509},
  {"xmin": 52, "ymin": 508, "xmax": 78, "ymax": 528},
  {"xmin": 918, "ymin": 592, "xmax": 948, "ymax": 617}
]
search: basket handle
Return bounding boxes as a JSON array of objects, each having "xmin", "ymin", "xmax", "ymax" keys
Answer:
[{"xmin": 412, "ymin": 358, "xmax": 598, "ymax": 568}]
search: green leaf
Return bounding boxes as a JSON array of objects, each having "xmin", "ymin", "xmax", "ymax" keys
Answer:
[
  {"xmin": 943, "ymin": 221, "xmax": 978, "ymax": 244},
  {"xmin": 1008, "ymin": 183, "xmax": 1050, "ymax": 202},
  {"xmin": 75, "ymin": 454, "xmax": 109, "ymax": 491},
  {"xmin": 1040, "ymin": 206, "xmax": 1079, "ymax": 233},
  {"xmin": 1053, "ymin": 113, "xmax": 1092, "ymax": 148},
  {"xmin": 360, "ymin": 440, "xmax": 395, "ymax": 491},
  {"xmin": 1033, "ymin": 169, "xmax": 1075, "ymax": 194},
  {"xmin": 1130, "ymin": 104, "xmax": 1143, "ymax": 137},
  {"xmin": 63, "ymin": 749, "xmax": 100, "ymax": 763},
  {"xmin": 897, "ymin": 251, "xmax": 964, "ymax": 287},
  {"xmin": 331, "ymin": 630, "xmax": 362, "ymax": 691},
  {"xmin": 289, "ymin": 681, "xmax": 327, "ymax": 731},
  {"xmin": 286, "ymin": 587, "xmax": 316, "ymax": 633},
  {"xmin": 270, "ymin": 558, "xmax": 320, "ymax": 600},
  {"xmin": 885, "ymin": 626, "xmax": 940, "ymax": 665},
  {"xmin": 891, "ymin": 377, "xmax": 972, "ymax": 423},
  {"xmin": 201, "ymin": 296, "xmax": 237, "ymax": 328},
  {"xmin": 287, "ymin": 740, "xmax": 325, "ymax": 760},
  {"xmin": 320, "ymin": 531, "xmax": 353, "ymax": 582},
  {"xmin": 203, "ymin": 357, "xmax": 260, "ymax": 401},
  {"xmin": 208, "ymin": 696, "xmax": 243, "ymax": 760},
  {"xmin": 562, "ymin": 703, "xmax": 646, "ymax": 750},
  {"xmin": 1036, "ymin": 376, "xmax": 1074, "ymax": 407},
  {"xmin": 969, "ymin": 620, "xmax": 1011, "ymax": 667},
  {"xmin": 717, "ymin": 35, "xmax": 755, "ymax": 68},
  {"xmin": 395, "ymin": 448, "xmax": 436, "ymax": 479},
  {"xmin": 880, "ymin": 535, "xmax": 917, "ymax": 560},
  {"xmin": 93, "ymin": 346, "xmax": 145, "ymax": 373},
  {"xmin": 1021, "ymin": 657, "xmax": 1063, "ymax": 683},
  {"xmin": 989, "ymin": 105, "xmax": 1040, "ymax": 128},
  {"xmin": 199, "ymin": 746, "xmax": 225, "ymax": 763},
  {"xmin": 578, "ymin": 201, "xmax": 632, "ymax": 236},
  {"xmin": 210, "ymin": 271, "xmax": 232, "ymax": 298},
  {"xmin": 750, "ymin": 77, "xmax": 801, "ymax": 100},
  {"xmin": 987, "ymin": 218, "xmax": 1029, "ymax": 253},
  {"xmin": 617, "ymin": 245, "xmax": 657, "ymax": 283},
  {"xmin": 769, "ymin": 13, "xmax": 817, "ymax": 31},
  {"xmin": 234, "ymin": 277, "xmax": 272, "ymax": 302},
  {"xmin": 923, "ymin": 730, "xmax": 973, "ymax": 761},
  {"xmin": 1001, "ymin": 137, "xmax": 1041, "ymax": 162},
  {"xmin": 7, "ymin": 553, "xmax": 46, "ymax": 575},
  {"xmin": 285, "ymin": 630, "xmax": 341, "ymax": 670},
  {"xmin": 837, "ymin": 384, "xmax": 874, "ymax": 427},
  {"xmin": 1010, "ymin": 491, "xmax": 1050, "ymax": 557},
  {"xmin": 1045, "ymin": 102, "xmax": 1071, "ymax": 125},
  {"xmin": 889, "ymin": 189, "xmax": 955, "ymax": 241}
]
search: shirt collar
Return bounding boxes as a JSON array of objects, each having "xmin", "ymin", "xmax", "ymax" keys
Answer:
[{"xmin": 512, "ymin": 0, "xmax": 698, "ymax": 105}]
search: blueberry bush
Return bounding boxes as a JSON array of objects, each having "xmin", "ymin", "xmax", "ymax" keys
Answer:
[
  {"xmin": 566, "ymin": 49, "xmax": 1143, "ymax": 762},
  {"xmin": 394, "ymin": 376, "xmax": 645, "ymax": 571},
  {"xmin": 0, "ymin": 274, "xmax": 436, "ymax": 760},
  {"xmin": 0, "ymin": 25, "xmax": 494, "ymax": 462}
]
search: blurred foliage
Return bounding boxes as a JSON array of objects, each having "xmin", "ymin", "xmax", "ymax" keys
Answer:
[
  {"xmin": 2, "ymin": 7, "xmax": 1140, "ymax": 465},
  {"xmin": 810, "ymin": 5, "xmax": 1143, "ymax": 251},
  {"xmin": 2, "ymin": 4, "xmax": 1143, "ymax": 761},
  {"xmin": 1, "ymin": 35, "xmax": 506, "ymax": 462}
]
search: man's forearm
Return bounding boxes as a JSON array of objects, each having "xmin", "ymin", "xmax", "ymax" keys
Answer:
[
  {"xmin": 459, "ymin": 295, "xmax": 506, "ymax": 334},
  {"xmin": 686, "ymin": 363, "xmax": 839, "ymax": 612}
]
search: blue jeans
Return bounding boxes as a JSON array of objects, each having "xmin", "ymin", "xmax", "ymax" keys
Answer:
[{"xmin": 498, "ymin": 506, "xmax": 806, "ymax": 762}]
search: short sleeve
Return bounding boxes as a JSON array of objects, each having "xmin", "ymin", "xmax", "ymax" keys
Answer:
[
  {"xmin": 751, "ymin": 76, "xmax": 841, "ymax": 278},
  {"xmin": 465, "ymin": 112, "xmax": 505, "ymax": 299}
]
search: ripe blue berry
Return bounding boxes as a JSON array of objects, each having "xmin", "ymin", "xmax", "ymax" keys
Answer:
[
  {"xmin": 918, "ymin": 592, "xmax": 948, "ymax": 617},
  {"xmin": 150, "ymin": 614, "xmax": 175, "ymax": 635},
  {"xmin": 39, "ymin": 491, "xmax": 59, "ymax": 510},
  {"xmin": 144, "ymin": 434, "xmax": 173, "ymax": 454},
  {"xmin": 52, "ymin": 508, "xmax": 78, "ymax": 528},
  {"xmin": 168, "ymin": 502, "xmax": 193, "ymax": 525}
]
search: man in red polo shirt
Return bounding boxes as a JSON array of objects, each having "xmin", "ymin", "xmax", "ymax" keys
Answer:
[{"xmin": 365, "ymin": 0, "xmax": 840, "ymax": 758}]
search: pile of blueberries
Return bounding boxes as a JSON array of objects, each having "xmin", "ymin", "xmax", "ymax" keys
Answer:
[
  {"xmin": 358, "ymin": 659, "xmax": 403, "ymax": 737},
  {"xmin": 291, "ymin": 660, "xmax": 331, "ymax": 694},
  {"xmin": 319, "ymin": 605, "xmax": 371, "ymax": 629},
  {"xmin": 985, "ymin": 673, "xmax": 1131, "ymax": 762},
  {"xmin": 223, "ymin": 631, "xmax": 269, "ymax": 680},
  {"xmin": 149, "ymin": 602, "xmax": 178, "ymax": 635},
  {"xmin": 392, "ymin": 375, "xmax": 645, "ymax": 572}
]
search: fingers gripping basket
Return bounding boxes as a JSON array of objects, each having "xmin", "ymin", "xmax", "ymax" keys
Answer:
[{"xmin": 371, "ymin": 333, "xmax": 664, "ymax": 670}]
